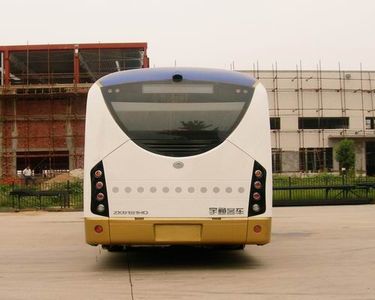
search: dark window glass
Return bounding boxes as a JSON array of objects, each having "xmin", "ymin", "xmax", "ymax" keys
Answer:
[
  {"xmin": 365, "ymin": 117, "xmax": 375, "ymax": 129},
  {"xmin": 16, "ymin": 151, "xmax": 70, "ymax": 175},
  {"xmin": 10, "ymin": 51, "xmax": 47, "ymax": 85},
  {"xmin": 79, "ymin": 49, "xmax": 144, "ymax": 83},
  {"xmin": 272, "ymin": 148, "xmax": 282, "ymax": 173},
  {"xmin": 299, "ymin": 148, "xmax": 333, "ymax": 172},
  {"xmin": 49, "ymin": 50, "xmax": 74, "ymax": 84},
  {"xmin": 298, "ymin": 117, "xmax": 349, "ymax": 129},
  {"xmin": 9, "ymin": 50, "xmax": 74, "ymax": 85},
  {"xmin": 102, "ymin": 80, "xmax": 254, "ymax": 157},
  {"xmin": 270, "ymin": 117, "xmax": 280, "ymax": 130}
]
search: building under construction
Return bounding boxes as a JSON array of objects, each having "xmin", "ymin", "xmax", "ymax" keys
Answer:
[
  {"xmin": 0, "ymin": 43, "xmax": 148, "ymax": 178},
  {"xmin": 243, "ymin": 66, "xmax": 375, "ymax": 175},
  {"xmin": 1, "ymin": 43, "xmax": 374, "ymax": 177}
]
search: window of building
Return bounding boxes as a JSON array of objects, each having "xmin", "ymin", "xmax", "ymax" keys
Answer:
[
  {"xmin": 16, "ymin": 151, "xmax": 70, "ymax": 176},
  {"xmin": 365, "ymin": 117, "xmax": 375, "ymax": 129},
  {"xmin": 79, "ymin": 49, "xmax": 144, "ymax": 83},
  {"xmin": 272, "ymin": 148, "xmax": 282, "ymax": 173},
  {"xmin": 299, "ymin": 148, "xmax": 333, "ymax": 172},
  {"xmin": 9, "ymin": 50, "xmax": 74, "ymax": 85},
  {"xmin": 270, "ymin": 117, "xmax": 280, "ymax": 130},
  {"xmin": 298, "ymin": 117, "xmax": 349, "ymax": 129}
]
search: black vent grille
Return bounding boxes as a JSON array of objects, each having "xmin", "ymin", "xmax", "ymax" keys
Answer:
[{"xmin": 138, "ymin": 139, "xmax": 221, "ymax": 157}]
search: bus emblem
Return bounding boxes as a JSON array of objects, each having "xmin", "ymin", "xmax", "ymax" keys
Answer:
[{"xmin": 173, "ymin": 161, "xmax": 184, "ymax": 169}]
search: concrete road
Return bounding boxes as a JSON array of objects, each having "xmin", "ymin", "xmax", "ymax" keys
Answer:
[{"xmin": 0, "ymin": 206, "xmax": 374, "ymax": 300}]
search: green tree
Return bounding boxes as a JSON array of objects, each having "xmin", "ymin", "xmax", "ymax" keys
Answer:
[{"xmin": 335, "ymin": 139, "xmax": 355, "ymax": 174}]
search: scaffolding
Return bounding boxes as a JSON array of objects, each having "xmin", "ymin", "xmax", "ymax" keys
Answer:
[
  {"xmin": 247, "ymin": 62, "xmax": 375, "ymax": 174},
  {"xmin": 0, "ymin": 43, "xmax": 148, "ymax": 178}
]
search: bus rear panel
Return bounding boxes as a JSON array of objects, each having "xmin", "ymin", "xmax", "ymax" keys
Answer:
[{"xmin": 84, "ymin": 68, "xmax": 272, "ymax": 247}]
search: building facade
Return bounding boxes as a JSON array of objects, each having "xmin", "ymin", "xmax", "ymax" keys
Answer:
[
  {"xmin": 0, "ymin": 44, "xmax": 373, "ymax": 177},
  {"xmin": 0, "ymin": 43, "xmax": 148, "ymax": 177},
  {"xmin": 242, "ymin": 68, "xmax": 375, "ymax": 175}
]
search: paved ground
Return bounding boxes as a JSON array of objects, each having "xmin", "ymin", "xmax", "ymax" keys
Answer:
[{"xmin": 0, "ymin": 206, "xmax": 374, "ymax": 300}]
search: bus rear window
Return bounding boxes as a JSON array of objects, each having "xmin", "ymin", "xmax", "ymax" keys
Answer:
[{"xmin": 102, "ymin": 80, "xmax": 254, "ymax": 157}]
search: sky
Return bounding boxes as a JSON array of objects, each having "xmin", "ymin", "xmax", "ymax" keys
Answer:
[{"xmin": 1, "ymin": 0, "xmax": 374, "ymax": 70}]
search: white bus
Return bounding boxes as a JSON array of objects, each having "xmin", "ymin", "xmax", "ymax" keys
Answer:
[{"xmin": 84, "ymin": 67, "xmax": 272, "ymax": 250}]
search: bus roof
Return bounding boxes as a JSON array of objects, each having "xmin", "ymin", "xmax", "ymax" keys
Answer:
[{"xmin": 99, "ymin": 67, "xmax": 256, "ymax": 87}]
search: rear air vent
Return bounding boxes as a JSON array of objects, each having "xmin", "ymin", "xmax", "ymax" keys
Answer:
[{"xmin": 139, "ymin": 139, "xmax": 221, "ymax": 157}]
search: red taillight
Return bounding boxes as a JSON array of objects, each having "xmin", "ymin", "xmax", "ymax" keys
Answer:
[
  {"xmin": 254, "ymin": 170, "xmax": 263, "ymax": 178},
  {"xmin": 253, "ymin": 192, "xmax": 261, "ymax": 201},
  {"xmin": 94, "ymin": 170, "xmax": 103, "ymax": 178},
  {"xmin": 253, "ymin": 225, "xmax": 262, "ymax": 233},
  {"xmin": 96, "ymin": 181, "xmax": 104, "ymax": 189},
  {"xmin": 94, "ymin": 225, "xmax": 103, "ymax": 233},
  {"xmin": 96, "ymin": 193, "xmax": 105, "ymax": 201},
  {"xmin": 254, "ymin": 181, "xmax": 262, "ymax": 189}
]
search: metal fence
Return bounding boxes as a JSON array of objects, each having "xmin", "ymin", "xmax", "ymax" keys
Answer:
[
  {"xmin": 273, "ymin": 175, "xmax": 375, "ymax": 205},
  {"xmin": 0, "ymin": 176, "xmax": 374, "ymax": 210},
  {"xmin": 1, "ymin": 180, "xmax": 83, "ymax": 210}
]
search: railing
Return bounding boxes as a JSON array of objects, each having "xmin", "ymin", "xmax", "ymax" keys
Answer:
[
  {"xmin": 273, "ymin": 175, "xmax": 375, "ymax": 205},
  {"xmin": 0, "ymin": 180, "xmax": 83, "ymax": 210},
  {"xmin": 0, "ymin": 176, "xmax": 374, "ymax": 210}
]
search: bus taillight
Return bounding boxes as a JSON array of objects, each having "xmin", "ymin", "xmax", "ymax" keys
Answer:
[
  {"xmin": 96, "ymin": 193, "xmax": 105, "ymax": 201},
  {"xmin": 254, "ymin": 181, "xmax": 262, "ymax": 189},
  {"xmin": 94, "ymin": 225, "xmax": 103, "ymax": 233},
  {"xmin": 90, "ymin": 161, "xmax": 109, "ymax": 217},
  {"xmin": 96, "ymin": 181, "xmax": 104, "ymax": 189},
  {"xmin": 248, "ymin": 161, "xmax": 266, "ymax": 216},
  {"xmin": 253, "ymin": 192, "xmax": 261, "ymax": 201},
  {"xmin": 253, "ymin": 225, "xmax": 262, "ymax": 233},
  {"xmin": 94, "ymin": 170, "xmax": 103, "ymax": 178},
  {"xmin": 97, "ymin": 204, "xmax": 105, "ymax": 213},
  {"xmin": 252, "ymin": 204, "xmax": 260, "ymax": 212}
]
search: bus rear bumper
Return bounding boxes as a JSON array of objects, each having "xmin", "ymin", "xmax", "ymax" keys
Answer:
[{"xmin": 85, "ymin": 217, "xmax": 271, "ymax": 246}]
